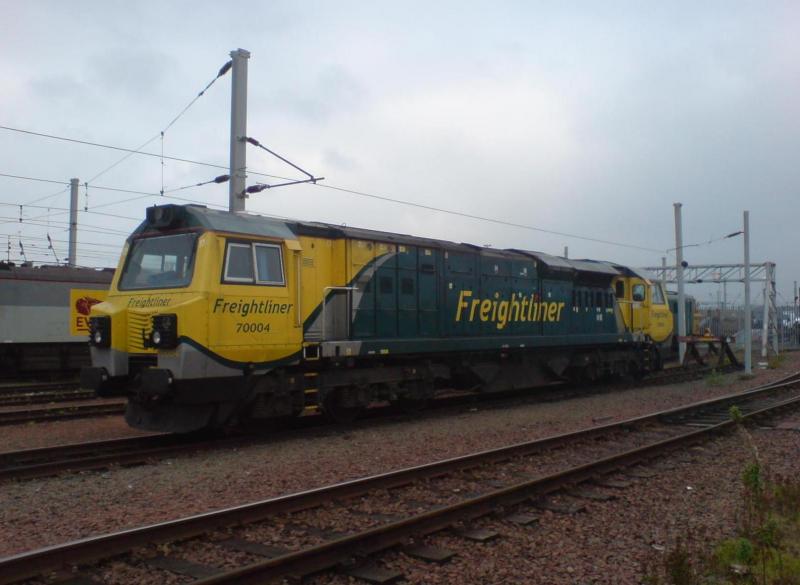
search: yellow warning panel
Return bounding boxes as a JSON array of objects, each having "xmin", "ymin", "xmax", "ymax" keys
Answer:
[{"xmin": 70, "ymin": 289, "xmax": 108, "ymax": 335}]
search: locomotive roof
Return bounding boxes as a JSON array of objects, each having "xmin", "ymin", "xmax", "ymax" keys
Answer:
[
  {"xmin": 136, "ymin": 204, "xmax": 629, "ymax": 279},
  {"xmin": 132, "ymin": 205, "xmax": 298, "ymax": 241}
]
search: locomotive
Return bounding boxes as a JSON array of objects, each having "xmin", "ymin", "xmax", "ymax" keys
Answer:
[{"xmin": 82, "ymin": 204, "xmax": 672, "ymax": 432}]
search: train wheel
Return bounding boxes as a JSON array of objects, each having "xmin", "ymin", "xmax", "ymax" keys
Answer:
[{"xmin": 321, "ymin": 388, "xmax": 364, "ymax": 424}]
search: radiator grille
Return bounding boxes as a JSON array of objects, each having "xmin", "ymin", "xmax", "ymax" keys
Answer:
[{"xmin": 127, "ymin": 311, "xmax": 153, "ymax": 352}]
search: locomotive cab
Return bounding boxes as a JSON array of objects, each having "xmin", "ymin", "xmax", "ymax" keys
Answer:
[
  {"xmin": 81, "ymin": 204, "xmax": 304, "ymax": 431},
  {"xmin": 612, "ymin": 273, "xmax": 672, "ymax": 345}
]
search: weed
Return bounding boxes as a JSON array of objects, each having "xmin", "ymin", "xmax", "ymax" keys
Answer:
[
  {"xmin": 645, "ymin": 407, "xmax": 800, "ymax": 584},
  {"xmin": 713, "ymin": 536, "xmax": 754, "ymax": 570},
  {"xmin": 664, "ymin": 538, "xmax": 698, "ymax": 585},
  {"xmin": 767, "ymin": 355, "xmax": 786, "ymax": 370},
  {"xmin": 706, "ymin": 369, "xmax": 725, "ymax": 386}
]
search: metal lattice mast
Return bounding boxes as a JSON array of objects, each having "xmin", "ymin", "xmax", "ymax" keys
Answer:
[
  {"xmin": 641, "ymin": 260, "xmax": 780, "ymax": 360},
  {"xmin": 766, "ymin": 263, "xmax": 779, "ymax": 356}
]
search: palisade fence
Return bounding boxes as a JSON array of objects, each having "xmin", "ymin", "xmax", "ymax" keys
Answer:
[{"xmin": 697, "ymin": 303, "xmax": 800, "ymax": 350}]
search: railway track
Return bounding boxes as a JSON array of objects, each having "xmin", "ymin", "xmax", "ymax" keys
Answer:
[
  {"xmin": 0, "ymin": 432, "xmax": 243, "ymax": 481},
  {"xmin": 0, "ymin": 363, "xmax": 738, "ymax": 482},
  {"xmin": 2, "ymin": 370, "xmax": 797, "ymax": 585},
  {"xmin": 0, "ymin": 380, "xmax": 78, "ymax": 394},
  {"xmin": 0, "ymin": 378, "xmax": 113, "ymax": 411},
  {"xmin": 0, "ymin": 400, "xmax": 125, "ymax": 426},
  {"xmin": 0, "ymin": 388, "xmax": 95, "ymax": 407}
]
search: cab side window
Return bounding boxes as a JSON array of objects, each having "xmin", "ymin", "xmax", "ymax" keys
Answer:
[
  {"xmin": 615, "ymin": 281, "xmax": 625, "ymax": 299},
  {"xmin": 224, "ymin": 241, "xmax": 285, "ymax": 286},
  {"xmin": 224, "ymin": 243, "xmax": 254, "ymax": 282},
  {"xmin": 650, "ymin": 284, "xmax": 666, "ymax": 305},
  {"xmin": 632, "ymin": 284, "xmax": 646, "ymax": 302},
  {"xmin": 254, "ymin": 244, "xmax": 284, "ymax": 285}
]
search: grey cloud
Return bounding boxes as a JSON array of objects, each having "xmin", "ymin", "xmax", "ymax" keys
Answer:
[
  {"xmin": 269, "ymin": 65, "xmax": 366, "ymax": 123},
  {"xmin": 323, "ymin": 149, "xmax": 359, "ymax": 172}
]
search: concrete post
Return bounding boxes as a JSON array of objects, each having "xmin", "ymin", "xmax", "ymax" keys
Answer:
[
  {"xmin": 68, "ymin": 178, "xmax": 79, "ymax": 266},
  {"xmin": 743, "ymin": 211, "xmax": 752, "ymax": 375},
  {"xmin": 674, "ymin": 203, "xmax": 686, "ymax": 364},
  {"xmin": 229, "ymin": 48, "xmax": 250, "ymax": 213}
]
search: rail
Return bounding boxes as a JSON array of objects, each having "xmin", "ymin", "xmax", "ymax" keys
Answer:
[{"xmin": 1, "ymin": 370, "xmax": 798, "ymax": 584}]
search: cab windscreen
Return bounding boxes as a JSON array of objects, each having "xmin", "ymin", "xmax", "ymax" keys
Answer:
[{"xmin": 119, "ymin": 233, "xmax": 197, "ymax": 290}]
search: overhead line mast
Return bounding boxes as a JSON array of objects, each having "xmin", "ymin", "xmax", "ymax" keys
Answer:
[
  {"xmin": 68, "ymin": 178, "xmax": 79, "ymax": 266},
  {"xmin": 229, "ymin": 48, "xmax": 250, "ymax": 212}
]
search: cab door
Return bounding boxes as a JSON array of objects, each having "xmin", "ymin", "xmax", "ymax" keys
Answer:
[
  {"xmin": 613, "ymin": 278, "xmax": 632, "ymax": 332},
  {"xmin": 630, "ymin": 279, "xmax": 650, "ymax": 334},
  {"xmin": 648, "ymin": 283, "xmax": 672, "ymax": 343}
]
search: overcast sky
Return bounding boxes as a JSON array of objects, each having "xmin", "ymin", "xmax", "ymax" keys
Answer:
[{"xmin": 1, "ymin": 1, "xmax": 798, "ymax": 304}]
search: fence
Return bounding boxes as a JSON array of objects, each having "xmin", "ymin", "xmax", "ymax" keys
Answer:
[{"xmin": 697, "ymin": 304, "xmax": 800, "ymax": 351}]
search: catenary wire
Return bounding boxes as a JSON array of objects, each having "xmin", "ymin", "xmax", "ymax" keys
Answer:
[
  {"xmin": 0, "ymin": 216, "xmax": 131, "ymax": 236},
  {"xmin": 312, "ymin": 183, "xmax": 665, "ymax": 253},
  {"xmin": 23, "ymin": 186, "xmax": 69, "ymax": 206},
  {"xmin": 2, "ymin": 164, "xmax": 665, "ymax": 253},
  {"xmin": 84, "ymin": 58, "xmax": 232, "ymax": 188},
  {"xmin": 0, "ymin": 126, "xmax": 235, "ymax": 172},
  {"xmin": 4, "ymin": 233, "xmax": 124, "ymax": 249},
  {"xmin": 0, "ymin": 172, "xmax": 227, "ymax": 227},
  {"xmin": 0, "ymin": 123, "xmax": 661, "ymax": 252},
  {"xmin": 0, "ymin": 201, "xmax": 140, "ymax": 221}
]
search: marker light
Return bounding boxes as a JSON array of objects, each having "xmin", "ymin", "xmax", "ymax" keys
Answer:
[
  {"xmin": 88, "ymin": 316, "xmax": 111, "ymax": 348},
  {"xmin": 150, "ymin": 314, "xmax": 178, "ymax": 349}
]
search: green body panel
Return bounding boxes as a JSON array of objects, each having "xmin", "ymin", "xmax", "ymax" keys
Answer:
[
  {"xmin": 668, "ymin": 294, "xmax": 696, "ymax": 336},
  {"xmin": 347, "ymin": 243, "xmax": 628, "ymax": 355},
  {"xmin": 443, "ymin": 249, "xmax": 477, "ymax": 336},
  {"xmin": 418, "ymin": 249, "xmax": 439, "ymax": 336}
]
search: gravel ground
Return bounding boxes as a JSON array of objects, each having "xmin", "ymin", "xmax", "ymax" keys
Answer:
[
  {"xmin": 0, "ymin": 414, "xmax": 151, "ymax": 452},
  {"xmin": 305, "ymin": 424, "xmax": 800, "ymax": 585},
  {"xmin": 1, "ymin": 353, "xmax": 798, "ymax": 564}
]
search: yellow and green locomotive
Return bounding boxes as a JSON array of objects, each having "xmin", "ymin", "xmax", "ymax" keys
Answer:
[{"xmin": 82, "ymin": 204, "xmax": 672, "ymax": 432}]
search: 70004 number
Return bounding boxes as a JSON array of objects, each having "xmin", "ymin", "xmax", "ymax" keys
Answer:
[{"xmin": 236, "ymin": 322, "xmax": 271, "ymax": 333}]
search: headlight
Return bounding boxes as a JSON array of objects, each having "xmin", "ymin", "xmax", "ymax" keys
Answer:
[
  {"xmin": 89, "ymin": 316, "xmax": 111, "ymax": 348},
  {"xmin": 150, "ymin": 314, "xmax": 178, "ymax": 349}
]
